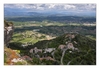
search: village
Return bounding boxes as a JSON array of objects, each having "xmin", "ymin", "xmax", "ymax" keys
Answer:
[{"xmin": 29, "ymin": 33, "xmax": 79, "ymax": 64}]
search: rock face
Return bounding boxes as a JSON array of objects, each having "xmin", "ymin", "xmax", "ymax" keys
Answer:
[
  {"xmin": 4, "ymin": 21, "xmax": 14, "ymax": 47},
  {"xmin": 4, "ymin": 21, "xmax": 31, "ymax": 65}
]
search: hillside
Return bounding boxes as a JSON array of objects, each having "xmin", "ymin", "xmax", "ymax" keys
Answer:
[
  {"xmin": 30, "ymin": 33, "xmax": 96, "ymax": 65},
  {"xmin": 33, "ymin": 33, "xmax": 96, "ymax": 49},
  {"xmin": 4, "ymin": 20, "xmax": 31, "ymax": 65},
  {"xmin": 8, "ymin": 33, "xmax": 96, "ymax": 65}
]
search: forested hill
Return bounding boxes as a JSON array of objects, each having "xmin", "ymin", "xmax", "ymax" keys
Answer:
[
  {"xmin": 32, "ymin": 33, "xmax": 96, "ymax": 49},
  {"xmin": 5, "ymin": 16, "xmax": 96, "ymax": 23},
  {"xmin": 30, "ymin": 33, "xmax": 96, "ymax": 65},
  {"xmin": 8, "ymin": 33, "xmax": 96, "ymax": 65}
]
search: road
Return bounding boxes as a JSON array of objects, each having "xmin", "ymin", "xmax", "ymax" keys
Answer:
[{"xmin": 61, "ymin": 48, "xmax": 67, "ymax": 65}]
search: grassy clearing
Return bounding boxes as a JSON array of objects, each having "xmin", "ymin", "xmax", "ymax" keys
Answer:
[
  {"xmin": 11, "ymin": 30, "xmax": 55, "ymax": 45},
  {"xmin": 86, "ymin": 35, "xmax": 96, "ymax": 40}
]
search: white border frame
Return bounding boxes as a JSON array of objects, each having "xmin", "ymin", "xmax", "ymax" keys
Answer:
[{"xmin": 1, "ymin": 0, "xmax": 99, "ymax": 69}]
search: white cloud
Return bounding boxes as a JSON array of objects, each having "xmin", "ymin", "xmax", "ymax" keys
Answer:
[
  {"xmin": 48, "ymin": 4, "xmax": 55, "ymax": 9},
  {"xmin": 4, "ymin": 4, "xmax": 96, "ymax": 11},
  {"xmin": 64, "ymin": 4, "xmax": 76, "ymax": 9}
]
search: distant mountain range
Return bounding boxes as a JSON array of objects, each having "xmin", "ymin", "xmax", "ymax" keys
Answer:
[
  {"xmin": 4, "ymin": 11, "xmax": 96, "ymax": 17},
  {"xmin": 4, "ymin": 8, "xmax": 96, "ymax": 17}
]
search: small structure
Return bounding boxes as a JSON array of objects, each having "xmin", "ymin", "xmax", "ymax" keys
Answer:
[
  {"xmin": 67, "ymin": 43, "xmax": 74, "ymax": 50},
  {"xmin": 74, "ymin": 48, "xmax": 79, "ymax": 51},
  {"xmin": 65, "ymin": 34, "xmax": 75, "ymax": 39},
  {"xmin": 40, "ymin": 56, "xmax": 55, "ymax": 61},
  {"xmin": 37, "ymin": 49, "xmax": 42, "ymax": 53},
  {"xmin": 58, "ymin": 45, "xmax": 66, "ymax": 50},
  {"xmin": 29, "ymin": 48, "xmax": 34, "ymax": 54},
  {"xmin": 34, "ymin": 47, "xmax": 42, "ymax": 53},
  {"xmin": 29, "ymin": 47, "xmax": 42, "ymax": 54},
  {"xmin": 44, "ymin": 48, "xmax": 55, "ymax": 53},
  {"xmin": 71, "ymin": 34, "xmax": 75, "ymax": 39}
]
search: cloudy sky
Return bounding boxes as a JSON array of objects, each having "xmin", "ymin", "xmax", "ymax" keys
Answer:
[{"xmin": 4, "ymin": 4, "xmax": 96, "ymax": 12}]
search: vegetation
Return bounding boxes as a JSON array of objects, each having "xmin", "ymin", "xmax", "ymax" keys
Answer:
[
  {"xmin": 5, "ymin": 16, "xmax": 96, "ymax": 23},
  {"xmin": 8, "ymin": 33, "xmax": 96, "ymax": 65},
  {"xmin": 4, "ymin": 16, "xmax": 96, "ymax": 65}
]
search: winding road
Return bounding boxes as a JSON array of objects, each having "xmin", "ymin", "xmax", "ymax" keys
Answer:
[{"xmin": 61, "ymin": 48, "xmax": 68, "ymax": 65}]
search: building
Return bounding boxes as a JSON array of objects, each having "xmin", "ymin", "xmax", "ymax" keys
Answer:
[
  {"xmin": 58, "ymin": 45, "xmax": 66, "ymax": 50},
  {"xmin": 67, "ymin": 43, "xmax": 74, "ymax": 50},
  {"xmin": 44, "ymin": 48, "xmax": 55, "ymax": 53}
]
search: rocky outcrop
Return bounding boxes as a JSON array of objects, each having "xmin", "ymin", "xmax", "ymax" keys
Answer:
[
  {"xmin": 4, "ymin": 46, "xmax": 29, "ymax": 65},
  {"xmin": 4, "ymin": 21, "xmax": 14, "ymax": 47},
  {"xmin": 4, "ymin": 21, "xmax": 31, "ymax": 65}
]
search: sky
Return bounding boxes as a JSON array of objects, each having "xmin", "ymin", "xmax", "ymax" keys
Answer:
[{"xmin": 4, "ymin": 4, "xmax": 96, "ymax": 12}]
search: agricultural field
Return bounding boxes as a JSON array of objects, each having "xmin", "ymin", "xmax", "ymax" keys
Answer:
[
  {"xmin": 9, "ymin": 20, "xmax": 96, "ymax": 48},
  {"xmin": 11, "ymin": 30, "xmax": 55, "ymax": 47}
]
